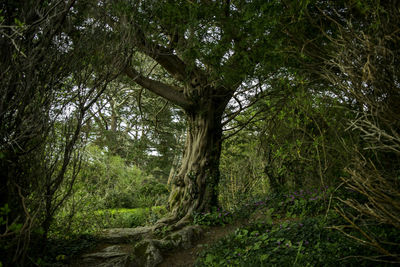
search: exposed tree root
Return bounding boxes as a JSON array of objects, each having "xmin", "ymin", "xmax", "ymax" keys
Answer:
[
  {"xmin": 130, "ymin": 223, "xmax": 203, "ymax": 267},
  {"xmin": 76, "ymin": 213, "xmax": 204, "ymax": 267}
]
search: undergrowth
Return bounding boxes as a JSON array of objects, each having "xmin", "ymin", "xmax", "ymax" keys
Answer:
[
  {"xmin": 40, "ymin": 234, "xmax": 98, "ymax": 267},
  {"xmin": 41, "ymin": 206, "xmax": 167, "ymax": 266},
  {"xmin": 195, "ymin": 187, "xmax": 399, "ymax": 266}
]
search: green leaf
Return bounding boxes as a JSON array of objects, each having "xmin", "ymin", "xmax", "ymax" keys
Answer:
[
  {"xmin": 9, "ymin": 223, "xmax": 23, "ymax": 232},
  {"xmin": 253, "ymin": 241, "xmax": 262, "ymax": 250},
  {"xmin": 205, "ymin": 254, "xmax": 216, "ymax": 264},
  {"xmin": 0, "ymin": 204, "xmax": 10, "ymax": 215},
  {"xmin": 14, "ymin": 18, "xmax": 25, "ymax": 27},
  {"xmin": 260, "ymin": 254, "xmax": 269, "ymax": 261},
  {"xmin": 56, "ymin": 254, "xmax": 66, "ymax": 261}
]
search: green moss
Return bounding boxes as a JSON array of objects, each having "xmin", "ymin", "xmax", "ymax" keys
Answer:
[
  {"xmin": 151, "ymin": 206, "xmax": 167, "ymax": 216},
  {"xmin": 169, "ymin": 190, "xmax": 181, "ymax": 208}
]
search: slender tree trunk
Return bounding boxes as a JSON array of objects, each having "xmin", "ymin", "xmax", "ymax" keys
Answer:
[{"xmin": 167, "ymin": 97, "xmax": 226, "ymax": 223}]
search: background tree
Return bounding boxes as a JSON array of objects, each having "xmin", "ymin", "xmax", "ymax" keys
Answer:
[
  {"xmin": 87, "ymin": 79, "xmax": 185, "ymax": 180},
  {"xmin": 283, "ymin": 0, "xmax": 400, "ymax": 261},
  {"xmin": 219, "ymin": 74, "xmax": 353, "ymax": 207},
  {"xmin": 322, "ymin": 2, "xmax": 400, "ymax": 261},
  {"xmin": 0, "ymin": 0, "xmax": 127, "ymax": 264}
]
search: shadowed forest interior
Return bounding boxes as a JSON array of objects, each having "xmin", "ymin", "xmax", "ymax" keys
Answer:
[{"xmin": 1, "ymin": 0, "xmax": 399, "ymax": 266}]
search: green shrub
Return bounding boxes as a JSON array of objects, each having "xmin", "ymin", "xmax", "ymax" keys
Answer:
[
  {"xmin": 135, "ymin": 181, "xmax": 169, "ymax": 208},
  {"xmin": 102, "ymin": 208, "xmax": 149, "ymax": 228},
  {"xmin": 42, "ymin": 234, "xmax": 98, "ymax": 266},
  {"xmin": 230, "ymin": 186, "xmax": 332, "ymax": 222},
  {"xmin": 193, "ymin": 208, "xmax": 233, "ymax": 226},
  {"xmin": 50, "ymin": 145, "xmax": 169, "ymax": 236},
  {"xmin": 99, "ymin": 206, "xmax": 168, "ymax": 229}
]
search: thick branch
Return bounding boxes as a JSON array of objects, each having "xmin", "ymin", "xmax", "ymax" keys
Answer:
[
  {"xmin": 132, "ymin": 27, "xmax": 214, "ymax": 88},
  {"xmin": 125, "ymin": 65, "xmax": 191, "ymax": 109},
  {"xmin": 151, "ymin": 46, "xmax": 188, "ymax": 82},
  {"xmin": 132, "ymin": 28, "xmax": 189, "ymax": 82}
]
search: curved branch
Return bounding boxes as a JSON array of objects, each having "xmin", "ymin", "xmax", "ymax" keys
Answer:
[
  {"xmin": 222, "ymin": 109, "xmax": 264, "ymax": 141},
  {"xmin": 125, "ymin": 65, "xmax": 191, "ymax": 109},
  {"xmin": 132, "ymin": 28, "xmax": 189, "ymax": 82}
]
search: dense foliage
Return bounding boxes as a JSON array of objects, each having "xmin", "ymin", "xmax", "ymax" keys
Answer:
[
  {"xmin": 196, "ymin": 188, "xmax": 400, "ymax": 266},
  {"xmin": 1, "ymin": 0, "xmax": 399, "ymax": 266}
]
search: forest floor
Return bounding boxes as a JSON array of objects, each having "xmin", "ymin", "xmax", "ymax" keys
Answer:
[
  {"xmin": 69, "ymin": 219, "xmax": 248, "ymax": 267},
  {"xmin": 159, "ymin": 219, "xmax": 247, "ymax": 267},
  {"xmin": 64, "ymin": 188, "xmax": 398, "ymax": 267}
]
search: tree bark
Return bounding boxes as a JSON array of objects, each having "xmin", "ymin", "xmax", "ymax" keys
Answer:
[{"xmin": 167, "ymin": 95, "xmax": 228, "ymax": 223}]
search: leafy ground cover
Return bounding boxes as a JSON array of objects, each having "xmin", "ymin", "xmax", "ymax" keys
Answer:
[
  {"xmin": 40, "ymin": 187, "xmax": 399, "ymax": 267},
  {"xmin": 194, "ymin": 187, "xmax": 399, "ymax": 266},
  {"xmin": 38, "ymin": 234, "xmax": 99, "ymax": 267}
]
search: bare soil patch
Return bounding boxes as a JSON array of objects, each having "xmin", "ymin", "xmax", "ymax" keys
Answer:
[{"xmin": 159, "ymin": 220, "xmax": 246, "ymax": 267}]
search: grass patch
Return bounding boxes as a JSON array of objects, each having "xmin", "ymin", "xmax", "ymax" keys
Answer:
[{"xmin": 98, "ymin": 206, "xmax": 168, "ymax": 228}]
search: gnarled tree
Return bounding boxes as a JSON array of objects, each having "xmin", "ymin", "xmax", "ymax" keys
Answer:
[{"xmin": 95, "ymin": 0, "xmax": 286, "ymax": 225}]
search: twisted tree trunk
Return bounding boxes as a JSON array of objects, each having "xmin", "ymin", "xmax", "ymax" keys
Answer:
[{"xmin": 168, "ymin": 103, "xmax": 224, "ymax": 223}]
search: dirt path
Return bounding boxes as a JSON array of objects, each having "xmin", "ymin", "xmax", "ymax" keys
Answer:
[
  {"xmin": 69, "ymin": 221, "xmax": 247, "ymax": 267},
  {"xmin": 159, "ymin": 220, "xmax": 245, "ymax": 267}
]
